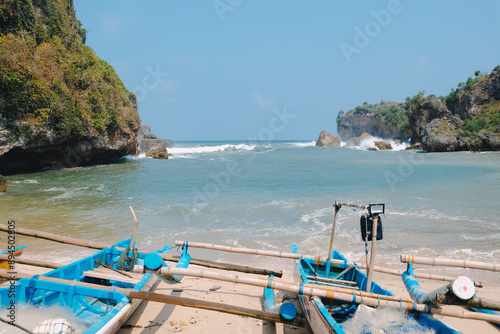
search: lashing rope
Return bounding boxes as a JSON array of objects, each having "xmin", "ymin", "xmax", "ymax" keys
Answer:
[{"xmin": 117, "ymin": 247, "xmax": 139, "ymax": 271}]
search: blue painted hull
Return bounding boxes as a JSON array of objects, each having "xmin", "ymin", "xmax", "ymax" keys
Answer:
[
  {"xmin": 0, "ymin": 239, "xmax": 157, "ymax": 334},
  {"xmin": 292, "ymin": 247, "xmax": 460, "ymax": 334}
]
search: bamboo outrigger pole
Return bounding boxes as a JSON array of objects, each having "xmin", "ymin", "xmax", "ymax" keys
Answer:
[
  {"xmin": 0, "ymin": 224, "xmax": 282, "ymax": 277},
  {"xmin": 401, "ymin": 254, "xmax": 500, "ymax": 272},
  {"xmin": 0, "ymin": 254, "xmax": 65, "ymax": 269},
  {"xmin": 172, "ymin": 240, "xmax": 483, "ymax": 287},
  {"xmin": 327, "ymin": 201, "xmax": 342, "ymax": 261},
  {"xmin": 0, "ymin": 269, "xmax": 305, "ymax": 328},
  {"xmin": 137, "ymin": 266, "xmax": 500, "ymax": 323},
  {"xmin": 365, "ymin": 213, "xmax": 379, "ymax": 293}
]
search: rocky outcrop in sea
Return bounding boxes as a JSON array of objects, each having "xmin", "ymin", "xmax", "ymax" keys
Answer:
[
  {"xmin": 137, "ymin": 125, "xmax": 173, "ymax": 159},
  {"xmin": 316, "ymin": 130, "xmax": 341, "ymax": 147}
]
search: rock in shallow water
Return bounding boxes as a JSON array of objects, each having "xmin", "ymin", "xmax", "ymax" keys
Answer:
[{"xmin": 316, "ymin": 130, "xmax": 341, "ymax": 147}]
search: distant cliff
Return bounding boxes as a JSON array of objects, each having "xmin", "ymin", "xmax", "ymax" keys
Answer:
[
  {"xmin": 336, "ymin": 101, "xmax": 410, "ymax": 141},
  {"xmin": 0, "ymin": 0, "xmax": 141, "ymax": 174},
  {"xmin": 409, "ymin": 68, "xmax": 500, "ymax": 151},
  {"xmin": 335, "ymin": 66, "xmax": 500, "ymax": 152}
]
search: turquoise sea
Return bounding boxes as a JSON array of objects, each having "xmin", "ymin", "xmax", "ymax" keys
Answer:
[{"xmin": 2, "ymin": 140, "xmax": 499, "ymax": 282}]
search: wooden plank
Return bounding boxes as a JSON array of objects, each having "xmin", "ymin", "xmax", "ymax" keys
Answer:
[
  {"xmin": 307, "ymin": 279, "xmax": 360, "ymax": 291},
  {"xmin": 306, "ymin": 275, "xmax": 357, "ymax": 286},
  {"xmin": 84, "ymin": 267, "xmax": 143, "ymax": 284}
]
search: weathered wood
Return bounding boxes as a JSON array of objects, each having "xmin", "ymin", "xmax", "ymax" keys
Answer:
[
  {"xmin": 365, "ymin": 214, "xmax": 379, "ymax": 292},
  {"xmin": 83, "ymin": 267, "xmax": 143, "ymax": 284},
  {"xmin": 143, "ymin": 266, "xmax": 500, "ymax": 323},
  {"xmin": 355, "ymin": 263, "xmax": 483, "ymax": 287},
  {"xmin": 327, "ymin": 201, "xmax": 341, "ymax": 261},
  {"xmin": 175, "ymin": 240, "xmax": 301, "ymax": 259},
  {"xmin": 466, "ymin": 297, "xmax": 500, "ymax": 312},
  {"xmin": 128, "ymin": 206, "xmax": 139, "ymax": 252},
  {"xmin": 0, "ymin": 253, "xmax": 65, "ymax": 269},
  {"xmin": 0, "ymin": 269, "xmax": 305, "ymax": 328},
  {"xmin": 174, "ymin": 240, "xmax": 485, "ymax": 286},
  {"xmin": 0, "ymin": 224, "xmax": 110, "ymax": 249},
  {"xmin": 0, "ymin": 224, "xmax": 282, "ymax": 277},
  {"xmin": 400, "ymin": 254, "xmax": 500, "ymax": 272},
  {"xmin": 305, "ymin": 275, "xmax": 357, "ymax": 286},
  {"xmin": 336, "ymin": 202, "xmax": 367, "ymax": 210}
]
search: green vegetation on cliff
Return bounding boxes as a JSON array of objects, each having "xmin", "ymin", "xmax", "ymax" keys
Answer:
[
  {"xmin": 337, "ymin": 66, "xmax": 500, "ymax": 145},
  {"xmin": 0, "ymin": 0, "xmax": 139, "ymax": 138},
  {"xmin": 337, "ymin": 101, "xmax": 410, "ymax": 139}
]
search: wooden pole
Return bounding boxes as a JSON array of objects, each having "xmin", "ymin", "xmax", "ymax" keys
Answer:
[
  {"xmin": 400, "ymin": 255, "xmax": 500, "ymax": 272},
  {"xmin": 364, "ymin": 236, "xmax": 369, "ymax": 275},
  {"xmin": 129, "ymin": 206, "xmax": 139, "ymax": 251},
  {"xmin": 355, "ymin": 262, "xmax": 483, "ymax": 288},
  {"xmin": 142, "ymin": 266, "xmax": 500, "ymax": 323},
  {"xmin": 0, "ymin": 269, "xmax": 305, "ymax": 328},
  {"xmin": 0, "ymin": 254, "xmax": 65, "ymax": 269},
  {"xmin": 0, "ymin": 224, "xmax": 282, "ymax": 277},
  {"xmin": 327, "ymin": 201, "xmax": 341, "ymax": 261},
  {"xmin": 172, "ymin": 240, "xmax": 485, "ymax": 286},
  {"xmin": 365, "ymin": 214, "xmax": 379, "ymax": 292},
  {"xmin": 335, "ymin": 202, "xmax": 367, "ymax": 210}
]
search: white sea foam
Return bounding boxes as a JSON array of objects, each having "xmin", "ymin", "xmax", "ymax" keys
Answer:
[
  {"xmin": 11, "ymin": 179, "xmax": 38, "ymax": 184},
  {"xmin": 346, "ymin": 136, "xmax": 409, "ymax": 151},
  {"xmin": 126, "ymin": 153, "xmax": 147, "ymax": 160},
  {"xmin": 169, "ymin": 143, "xmax": 256, "ymax": 158},
  {"xmin": 290, "ymin": 141, "xmax": 316, "ymax": 148}
]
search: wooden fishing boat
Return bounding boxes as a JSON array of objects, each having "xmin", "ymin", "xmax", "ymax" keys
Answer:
[
  {"xmin": 0, "ymin": 245, "xmax": 26, "ymax": 269},
  {"xmin": 292, "ymin": 245, "xmax": 460, "ymax": 334},
  {"xmin": 0, "ymin": 239, "xmax": 158, "ymax": 334}
]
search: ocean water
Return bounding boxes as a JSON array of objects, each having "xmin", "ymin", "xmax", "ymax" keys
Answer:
[{"xmin": 1, "ymin": 140, "xmax": 499, "ymax": 283}]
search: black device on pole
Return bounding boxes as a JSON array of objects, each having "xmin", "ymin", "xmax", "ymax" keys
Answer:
[{"xmin": 360, "ymin": 215, "xmax": 383, "ymax": 241}]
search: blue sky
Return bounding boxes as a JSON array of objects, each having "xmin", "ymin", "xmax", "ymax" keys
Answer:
[{"xmin": 73, "ymin": 1, "xmax": 500, "ymax": 141}]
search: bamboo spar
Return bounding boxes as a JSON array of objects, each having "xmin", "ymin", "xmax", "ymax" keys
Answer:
[
  {"xmin": 0, "ymin": 224, "xmax": 282, "ymax": 277},
  {"xmin": 327, "ymin": 201, "xmax": 341, "ymax": 261},
  {"xmin": 0, "ymin": 254, "xmax": 65, "ymax": 269},
  {"xmin": 401, "ymin": 254, "xmax": 500, "ymax": 272},
  {"xmin": 136, "ymin": 266, "xmax": 500, "ymax": 323},
  {"xmin": 365, "ymin": 213, "xmax": 379, "ymax": 292},
  {"xmin": 0, "ymin": 269, "xmax": 305, "ymax": 328},
  {"xmin": 172, "ymin": 240, "xmax": 484, "ymax": 286},
  {"xmin": 129, "ymin": 206, "xmax": 139, "ymax": 252}
]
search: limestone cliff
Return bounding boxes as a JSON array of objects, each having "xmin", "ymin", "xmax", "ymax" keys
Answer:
[
  {"xmin": 336, "ymin": 101, "xmax": 408, "ymax": 141},
  {"xmin": 0, "ymin": 0, "xmax": 141, "ymax": 174},
  {"xmin": 334, "ymin": 66, "xmax": 500, "ymax": 152},
  {"xmin": 410, "ymin": 68, "xmax": 500, "ymax": 152}
]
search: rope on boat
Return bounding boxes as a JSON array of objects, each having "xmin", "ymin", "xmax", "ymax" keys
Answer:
[{"xmin": 117, "ymin": 247, "xmax": 138, "ymax": 272}]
